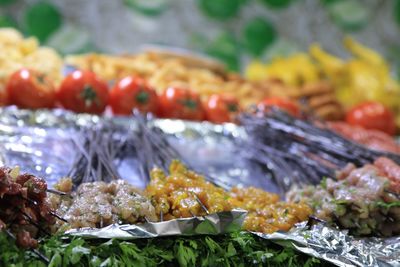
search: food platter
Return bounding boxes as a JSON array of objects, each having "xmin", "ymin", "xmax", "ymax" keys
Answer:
[{"xmin": 0, "ymin": 107, "xmax": 399, "ymax": 267}]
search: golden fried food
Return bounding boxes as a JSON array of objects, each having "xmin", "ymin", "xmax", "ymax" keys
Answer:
[
  {"xmin": 229, "ymin": 187, "xmax": 312, "ymax": 233},
  {"xmin": 0, "ymin": 28, "xmax": 63, "ymax": 86},
  {"xmin": 146, "ymin": 160, "xmax": 311, "ymax": 234},
  {"xmin": 289, "ymin": 82, "xmax": 344, "ymax": 120},
  {"xmin": 145, "ymin": 160, "xmax": 234, "ymax": 220}
]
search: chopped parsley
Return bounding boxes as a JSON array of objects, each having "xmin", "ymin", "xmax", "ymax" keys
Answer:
[
  {"xmin": 331, "ymin": 199, "xmax": 348, "ymax": 205},
  {"xmin": 0, "ymin": 231, "xmax": 332, "ymax": 267},
  {"xmin": 375, "ymin": 200, "xmax": 400, "ymax": 210},
  {"xmin": 320, "ymin": 177, "xmax": 328, "ymax": 189}
]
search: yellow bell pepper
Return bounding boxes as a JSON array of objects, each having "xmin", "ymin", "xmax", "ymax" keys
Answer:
[
  {"xmin": 310, "ymin": 37, "xmax": 400, "ymax": 128},
  {"xmin": 309, "ymin": 44, "xmax": 344, "ymax": 80},
  {"xmin": 245, "ymin": 53, "xmax": 319, "ymax": 86},
  {"xmin": 245, "ymin": 60, "xmax": 268, "ymax": 81}
]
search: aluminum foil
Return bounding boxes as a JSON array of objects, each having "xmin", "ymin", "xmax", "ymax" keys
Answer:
[
  {"xmin": 65, "ymin": 209, "xmax": 247, "ymax": 239},
  {"xmin": 256, "ymin": 223, "xmax": 400, "ymax": 267},
  {"xmin": 0, "ymin": 107, "xmax": 277, "ymax": 191}
]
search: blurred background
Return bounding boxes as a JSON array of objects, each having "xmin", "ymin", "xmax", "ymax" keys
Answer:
[
  {"xmin": 1, "ymin": 0, "xmax": 400, "ymax": 129},
  {"xmin": 1, "ymin": 0, "xmax": 399, "ymax": 74}
]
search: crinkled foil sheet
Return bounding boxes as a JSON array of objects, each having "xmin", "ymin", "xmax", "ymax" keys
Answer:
[
  {"xmin": 255, "ymin": 223, "xmax": 400, "ymax": 267},
  {"xmin": 0, "ymin": 107, "xmax": 276, "ymax": 191},
  {"xmin": 66, "ymin": 209, "xmax": 247, "ymax": 239},
  {"xmin": 0, "ymin": 107, "xmax": 399, "ymax": 267}
]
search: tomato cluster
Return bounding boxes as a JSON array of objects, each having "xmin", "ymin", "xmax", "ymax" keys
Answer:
[
  {"xmin": 1, "ymin": 69, "xmax": 241, "ymax": 124},
  {"xmin": 9, "ymin": 68, "xmax": 395, "ymax": 134}
]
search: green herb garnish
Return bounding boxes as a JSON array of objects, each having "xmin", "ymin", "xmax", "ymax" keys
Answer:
[
  {"xmin": 320, "ymin": 177, "xmax": 328, "ymax": 189},
  {"xmin": 0, "ymin": 231, "xmax": 332, "ymax": 267},
  {"xmin": 331, "ymin": 199, "xmax": 348, "ymax": 205},
  {"xmin": 375, "ymin": 200, "xmax": 400, "ymax": 210}
]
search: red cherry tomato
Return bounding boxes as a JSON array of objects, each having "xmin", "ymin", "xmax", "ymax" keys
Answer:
[
  {"xmin": 346, "ymin": 101, "xmax": 396, "ymax": 135},
  {"xmin": 57, "ymin": 70, "xmax": 109, "ymax": 114},
  {"xmin": 204, "ymin": 94, "xmax": 240, "ymax": 123},
  {"xmin": 0, "ymin": 84, "xmax": 8, "ymax": 106},
  {"xmin": 109, "ymin": 76, "xmax": 158, "ymax": 115},
  {"xmin": 258, "ymin": 97, "xmax": 300, "ymax": 117},
  {"xmin": 6, "ymin": 68, "xmax": 56, "ymax": 109},
  {"xmin": 159, "ymin": 87, "xmax": 205, "ymax": 121}
]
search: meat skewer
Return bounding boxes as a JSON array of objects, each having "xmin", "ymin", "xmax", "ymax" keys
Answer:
[
  {"xmin": 19, "ymin": 209, "xmax": 51, "ymax": 236},
  {"xmin": 238, "ymin": 109, "xmax": 400, "ymax": 193},
  {"xmin": 133, "ymin": 112, "xmax": 233, "ymax": 190},
  {"xmin": 4, "ymin": 228, "xmax": 49, "ymax": 263},
  {"xmin": 17, "ymin": 194, "xmax": 68, "ymax": 223},
  {"xmin": 0, "ymin": 166, "xmax": 56, "ymax": 249},
  {"xmin": 68, "ymin": 123, "xmax": 123, "ymax": 187}
]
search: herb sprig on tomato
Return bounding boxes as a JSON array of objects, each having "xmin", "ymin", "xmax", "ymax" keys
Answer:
[
  {"xmin": 6, "ymin": 68, "xmax": 56, "ymax": 109},
  {"xmin": 159, "ymin": 87, "xmax": 205, "ymax": 121},
  {"xmin": 57, "ymin": 70, "xmax": 109, "ymax": 114},
  {"xmin": 204, "ymin": 94, "xmax": 240, "ymax": 123},
  {"xmin": 109, "ymin": 76, "xmax": 158, "ymax": 115}
]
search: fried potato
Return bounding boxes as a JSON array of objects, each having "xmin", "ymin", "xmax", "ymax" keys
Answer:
[{"xmin": 0, "ymin": 28, "xmax": 63, "ymax": 86}]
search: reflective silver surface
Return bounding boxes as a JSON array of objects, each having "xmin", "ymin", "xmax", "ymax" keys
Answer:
[
  {"xmin": 256, "ymin": 223, "xmax": 400, "ymax": 267},
  {"xmin": 0, "ymin": 107, "xmax": 276, "ymax": 191},
  {"xmin": 66, "ymin": 209, "xmax": 247, "ymax": 239}
]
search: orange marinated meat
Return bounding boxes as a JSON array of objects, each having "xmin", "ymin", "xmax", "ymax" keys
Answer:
[
  {"xmin": 146, "ymin": 161, "xmax": 312, "ymax": 233},
  {"xmin": 229, "ymin": 187, "xmax": 312, "ymax": 233},
  {"xmin": 146, "ymin": 160, "xmax": 233, "ymax": 220}
]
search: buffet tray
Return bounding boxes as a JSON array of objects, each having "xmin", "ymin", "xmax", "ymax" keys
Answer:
[{"xmin": 0, "ymin": 107, "xmax": 399, "ymax": 267}]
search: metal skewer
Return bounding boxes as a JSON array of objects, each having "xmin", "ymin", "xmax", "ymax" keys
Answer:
[
  {"xmin": 5, "ymin": 229, "xmax": 49, "ymax": 264},
  {"xmin": 47, "ymin": 188, "xmax": 71, "ymax": 197},
  {"xmin": 189, "ymin": 210, "xmax": 196, "ymax": 217},
  {"xmin": 193, "ymin": 194, "xmax": 209, "ymax": 215},
  {"xmin": 17, "ymin": 195, "xmax": 68, "ymax": 223},
  {"xmin": 307, "ymin": 215, "xmax": 327, "ymax": 225},
  {"xmin": 18, "ymin": 209, "xmax": 51, "ymax": 236},
  {"xmin": 49, "ymin": 211, "xmax": 68, "ymax": 223}
]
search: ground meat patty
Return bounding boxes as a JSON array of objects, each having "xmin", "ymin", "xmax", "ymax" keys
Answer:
[
  {"xmin": 374, "ymin": 157, "xmax": 400, "ymax": 194},
  {"xmin": 287, "ymin": 162, "xmax": 400, "ymax": 237},
  {"xmin": 52, "ymin": 178, "xmax": 157, "ymax": 230}
]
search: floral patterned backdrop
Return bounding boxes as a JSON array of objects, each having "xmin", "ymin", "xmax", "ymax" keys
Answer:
[{"xmin": 1, "ymin": 0, "xmax": 400, "ymax": 75}]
